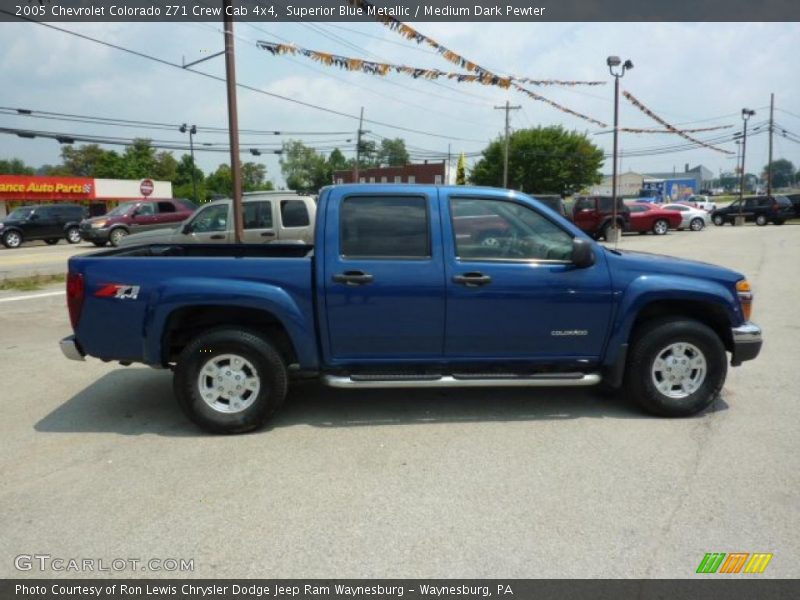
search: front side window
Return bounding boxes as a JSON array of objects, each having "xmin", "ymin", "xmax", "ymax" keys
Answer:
[
  {"xmin": 189, "ymin": 203, "xmax": 229, "ymax": 233},
  {"xmin": 136, "ymin": 203, "xmax": 155, "ymax": 216},
  {"xmin": 243, "ymin": 201, "xmax": 273, "ymax": 230},
  {"xmin": 280, "ymin": 200, "xmax": 310, "ymax": 227},
  {"xmin": 341, "ymin": 196, "xmax": 429, "ymax": 258},
  {"xmin": 451, "ymin": 198, "xmax": 573, "ymax": 262}
]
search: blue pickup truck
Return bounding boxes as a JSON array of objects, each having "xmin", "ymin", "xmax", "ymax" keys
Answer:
[{"xmin": 60, "ymin": 184, "xmax": 762, "ymax": 433}]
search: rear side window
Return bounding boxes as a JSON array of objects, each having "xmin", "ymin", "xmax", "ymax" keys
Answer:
[
  {"xmin": 244, "ymin": 201, "xmax": 273, "ymax": 229},
  {"xmin": 756, "ymin": 197, "xmax": 771, "ymax": 208},
  {"xmin": 775, "ymin": 196, "xmax": 791, "ymax": 206},
  {"xmin": 157, "ymin": 201, "xmax": 176, "ymax": 213},
  {"xmin": 341, "ymin": 196, "xmax": 430, "ymax": 258},
  {"xmin": 280, "ymin": 200, "xmax": 310, "ymax": 227}
]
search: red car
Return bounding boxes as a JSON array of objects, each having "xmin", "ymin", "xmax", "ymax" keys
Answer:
[
  {"xmin": 626, "ymin": 202, "xmax": 682, "ymax": 235},
  {"xmin": 79, "ymin": 198, "xmax": 197, "ymax": 246}
]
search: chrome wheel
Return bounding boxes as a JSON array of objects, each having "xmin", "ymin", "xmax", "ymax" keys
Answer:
[
  {"xmin": 690, "ymin": 218, "xmax": 705, "ymax": 231},
  {"xmin": 713, "ymin": 215, "xmax": 724, "ymax": 226},
  {"xmin": 197, "ymin": 353, "xmax": 261, "ymax": 414},
  {"xmin": 651, "ymin": 342, "xmax": 707, "ymax": 399},
  {"xmin": 66, "ymin": 227, "xmax": 81, "ymax": 244},
  {"xmin": 109, "ymin": 228, "xmax": 127, "ymax": 246},
  {"xmin": 3, "ymin": 231, "xmax": 22, "ymax": 248},
  {"xmin": 653, "ymin": 219, "xmax": 669, "ymax": 235}
]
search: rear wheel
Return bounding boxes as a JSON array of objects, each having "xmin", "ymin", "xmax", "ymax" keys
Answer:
[
  {"xmin": 2, "ymin": 230, "xmax": 22, "ymax": 248},
  {"xmin": 652, "ymin": 219, "xmax": 669, "ymax": 235},
  {"xmin": 65, "ymin": 226, "xmax": 82, "ymax": 244},
  {"xmin": 108, "ymin": 228, "xmax": 128, "ymax": 246},
  {"xmin": 689, "ymin": 217, "xmax": 705, "ymax": 231},
  {"xmin": 712, "ymin": 214, "xmax": 725, "ymax": 226},
  {"xmin": 44, "ymin": 238, "xmax": 60, "ymax": 245},
  {"xmin": 755, "ymin": 214, "xmax": 767, "ymax": 226},
  {"xmin": 625, "ymin": 318, "xmax": 726, "ymax": 417},
  {"xmin": 173, "ymin": 328, "xmax": 288, "ymax": 434}
]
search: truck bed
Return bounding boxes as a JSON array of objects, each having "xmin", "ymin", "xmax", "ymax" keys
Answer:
[{"xmin": 92, "ymin": 242, "xmax": 313, "ymax": 259}]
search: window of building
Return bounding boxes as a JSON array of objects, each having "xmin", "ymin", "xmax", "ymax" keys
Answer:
[
  {"xmin": 408, "ymin": 175, "xmax": 416, "ymax": 184},
  {"xmin": 335, "ymin": 178, "xmax": 344, "ymax": 185},
  {"xmin": 359, "ymin": 177, "xmax": 366, "ymax": 183},
  {"xmin": 340, "ymin": 196, "xmax": 430, "ymax": 258},
  {"xmin": 394, "ymin": 175, "xmax": 402, "ymax": 183},
  {"xmin": 280, "ymin": 200, "xmax": 310, "ymax": 228},
  {"xmin": 381, "ymin": 176, "xmax": 388, "ymax": 183},
  {"xmin": 434, "ymin": 174, "xmax": 443, "ymax": 184},
  {"xmin": 369, "ymin": 177, "xmax": 376, "ymax": 183}
]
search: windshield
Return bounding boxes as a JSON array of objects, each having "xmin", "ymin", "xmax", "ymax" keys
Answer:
[
  {"xmin": 105, "ymin": 202, "xmax": 138, "ymax": 217},
  {"xmin": 7, "ymin": 208, "xmax": 35, "ymax": 220}
]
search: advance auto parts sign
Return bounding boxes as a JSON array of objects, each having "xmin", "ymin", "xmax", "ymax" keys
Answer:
[{"xmin": 0, "ymin": 175, "xmax": 95, "ymax": 200}]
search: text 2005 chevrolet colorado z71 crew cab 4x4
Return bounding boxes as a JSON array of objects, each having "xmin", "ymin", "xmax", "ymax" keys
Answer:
[{"xmin": 60, "ymin": 185, "xmax": 762, "ymax": 433}]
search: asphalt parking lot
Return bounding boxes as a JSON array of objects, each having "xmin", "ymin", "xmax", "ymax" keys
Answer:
[
  {"xmin": 1, "ymin": 223, "xmax": 798, "ymax": 579},
  {"xmin": 0, "ymin": 240, "xmax": 95, "ymax": 280}
]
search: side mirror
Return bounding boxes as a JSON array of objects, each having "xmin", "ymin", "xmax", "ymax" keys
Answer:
[
  {"xmin": 181, "ymin": 222, "xmax": 193, "ymax": 235},
  {"xmin": 571, "ymin": 238, "xmax": 595, "ymax": 268},
  {"xmin": 29, "ymin": 213, "xmax": 40, "ymax": 221}
]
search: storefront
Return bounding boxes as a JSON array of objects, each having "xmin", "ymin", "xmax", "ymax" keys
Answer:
[{"xmin": 0, "ymin": 175, "xmax": 173, "ymax": 218}]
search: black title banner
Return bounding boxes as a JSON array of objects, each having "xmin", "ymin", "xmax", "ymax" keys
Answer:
[
  {"xmin": 2, "ymin": 0, "xmax": 799, "ymax": 22},
  {"xmin": 3, "ymin": 580, "xmax": 800, "ymax": 600}
]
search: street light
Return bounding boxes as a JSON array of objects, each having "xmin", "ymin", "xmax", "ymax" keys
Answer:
[
  {"xmin": 179, "ymin": 123, "xmax": 198, "ymax": 204},
  {"xmin": 738, "ymin": 109, "xmax": 755, "ymax": 221},
  {"xmin": 607, "ymin": 56, "xmax": 633, "ymax": 242}
]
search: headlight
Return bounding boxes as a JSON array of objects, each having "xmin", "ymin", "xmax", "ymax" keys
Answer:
[
  {"xmin": 0, "ymin": 222, "xmax": 4, "ymax": 228},
  {"xmin": 91, "ymin": 220, "xmax": 108, "ymax": 228},
  {"xmin": 736, "ymin": 280, "xmax": 753, "ymax": 321}
]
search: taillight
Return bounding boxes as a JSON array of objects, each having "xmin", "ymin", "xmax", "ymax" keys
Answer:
[
  {"xmin": 66, "ymin": 272, "xmax": 85, "ymax": 330},
  {"xmin": 736, "ymin": 279, "xmax": 753, "ymax": 321}
]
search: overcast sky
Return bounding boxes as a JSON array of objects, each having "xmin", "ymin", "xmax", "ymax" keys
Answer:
[{"xmin": 1, "ymin": 20, "xmax": 798, "ymax": 187}]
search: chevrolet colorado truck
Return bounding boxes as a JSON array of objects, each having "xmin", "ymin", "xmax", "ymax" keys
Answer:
[{"xmin": 60, "ymin": 184, "xmax": 762, "ymax": 433}]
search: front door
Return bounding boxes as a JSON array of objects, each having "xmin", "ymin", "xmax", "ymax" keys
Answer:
[
  {"xmin": 182, "ymin": 202, "xmax": 231, "ymax": 243},
  {"xmin": 443, "ymin": 196, "xmax": 613, "ymax": 361},
  {"xmin": 323, "ymin": 192, "xmax": 445, "ymax": 361}
]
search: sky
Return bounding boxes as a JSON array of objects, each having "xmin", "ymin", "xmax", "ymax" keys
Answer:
[{"xmin": 0, "ymin": 19, "xmax": 798, "ymax": 187}]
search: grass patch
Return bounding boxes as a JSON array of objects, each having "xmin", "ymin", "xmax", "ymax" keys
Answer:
[{"xmin": 0, "ymin": 273, "xmax": 65, "ymax": 291}]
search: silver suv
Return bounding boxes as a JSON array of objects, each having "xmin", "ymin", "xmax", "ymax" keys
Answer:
[{"xmin": 121, "ymin": 192, "xmax": 316, "ymax": 246}]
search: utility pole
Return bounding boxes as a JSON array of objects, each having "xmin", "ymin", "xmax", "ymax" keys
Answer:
[
  {"xmin": 223, "ymin": 0, "xmax": 243, "ymax": 243},
  {"xmin": 354, "ymin": 107, "xmax": 369, "ymax": 183},
  {"xmin": 447, "ymin": 143, "xmax": 451, "ymax": 184},
  {"xmin": 494, "ymin": 100, "xmax": 521, "ymax": 188},
  {"xmin": 738, "ymin": 108, "xmax": 756, "ymax": 221},
  {"xmin": 179, "ymin": 124, "xmax": 198, "ymax": 204},
  {"xmin": 767, "ymin": 93, "xmax": 774, "ymax": 199}
]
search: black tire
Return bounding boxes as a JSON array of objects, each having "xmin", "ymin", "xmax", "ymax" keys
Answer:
[
  {"xmin": 92, "ymin": 241, "xmax": 107, "ymax": 247},
  {"xmin": 624, "ymin": 318, "xmax": 727, "ymax": 417},
  {"xmin": 602, "ymin": 222, "xmax": 614, "ymax": 241},
  {"xmin": 2, "ymin": 230, "xmax": 23, "ymax": 249},
  {"xmin": 173, "ymin": 328, "xmax": 288, "ymax": 434},
  {"xmin": 755, "ymin": 214, "xmax": 767, "ymax": 226},
  {"xmin": 689, "ymin": 217, "xmax": 705, "ymax": 231},
  {"xmin": 712, "ymin": 214, "xmax": 725, "ymax": 226},
  {"xmin": 108, "ymin": 227, "xmax": 128, "ymax": 246},
  {"xmin": 44, "ymin": 238, "xmax": 60, "ymax": 245},
  {"xmin": 652, "ymin": 219, "xmax": 669, "ymax": 235},
  {"xmin": 65, "ymin": 226, "xmax": 81, "ymax": 244}
]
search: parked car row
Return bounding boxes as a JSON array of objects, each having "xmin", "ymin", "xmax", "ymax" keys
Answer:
[
  {"xmin": 0, "ymin": 204, "xmax": 86, "ymax": 248},
  {"xmin": 710, "ymin": 195, "xmax": 794, "ymax": 226}
]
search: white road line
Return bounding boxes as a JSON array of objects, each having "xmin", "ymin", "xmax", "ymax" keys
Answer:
[{"xmin": 0, "ymin": 291, "xmax": 65, "ymax": 303}]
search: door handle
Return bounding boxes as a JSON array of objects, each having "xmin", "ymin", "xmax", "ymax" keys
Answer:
[
  {"xmin": 453, "ymin": 272, "xmax": 492, "ymax": 287},
  {"xmin": 333, "ymin": 271, "xmax": 374, "ymax": 286},
  {"xmin": 210, "ymin": 234, "xmax": 225, "ymax": 240},
  {"xmin": 260, "ymin": 231, "xmax": 276, "ymax": 237}
]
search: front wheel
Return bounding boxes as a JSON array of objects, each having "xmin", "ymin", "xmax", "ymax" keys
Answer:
[
  {"xmin": 652, "ymin": 219, "xmax": 669, "ymax": 235},
  {"xmin": 108, "ymin": 228, "xmax": 128, "ymax": 246},
  {"xmin": 2, "ymin": 230, "xmax": 22, "ymax": 248},
  {"xmin": 755, "ymin": 214, "xmax": 767, "ymax": 226},
  {"xmin": 624, "ymin": 318, "xmax": 727, "ymax": 417},
  {"xmin": 712, "ymin": 215, "xmax": 725, "ymax": 226},
  {"xmin": 65, "ymin": 226, "xmax": 82, "ymax": 244},
  {"xmin": 173, "ymin": 328, "xmax": 288, "ymax": 434},
  {"xmin": 689, "ymin": 217, "xmax": 705, "ymax": 231}
]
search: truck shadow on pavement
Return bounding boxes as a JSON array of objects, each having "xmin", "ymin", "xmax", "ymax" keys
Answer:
[{"xmin": 35, "ymin": 367, "xmax": 729, "ymax": 437}]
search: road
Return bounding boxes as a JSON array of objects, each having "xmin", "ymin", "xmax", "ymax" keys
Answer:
[
  {"xmin": 1, "ymin": 224, "xmax": 798, "ymax": 578},
  {"xmin": 0, "ymin": 240, "xmax": 97, "ymax": 280}
]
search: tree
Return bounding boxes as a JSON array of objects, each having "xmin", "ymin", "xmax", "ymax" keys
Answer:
[
  {"xmin": 470, "ymin": 126, "xmax": 604, "ymax": 194},
  {"xmin": 153, "ymin": 151, "xmax": 179, "ymax": 182},
  {"xmin": 377, "ymin": 138, "xmax": 409, "ymax": 166},
  {"xmin": 328, "ymin": 148, "xmax": 349, "ymax": 173},
  {"xmin": 456, "ymin": 153, "xmax": 467, "ymax": 185},
  {"xmin": 762, "ymin": 159, "xmax": 795, "ymax": 189},
  {"xmin": 174, "ymin": 154, "xmax": 205, "ymax": 202},
  {"xmin": 120, "ymin": 138, "xmax": 158, "ymax": 179},
  {"xmin": 60, "ymin": 144, "xmax": 116, "ymax": 177},
  {"xmin": 205, "ymin": 164, "xmax": 233, "ymax": 198},
  {"xmin": 356, "ymin": 140, "xmax": 379, "ymax": 168},
  {"xmin": 280, "ymin": 140, "xmax": 330, "ymax": 192},
  {"xmin": 0, "ymin": 158, "xmax": 35, "ymax": 175},
  {"xmin": 241, "ymin": 161, "xmax": 274, "ymax": 192}
]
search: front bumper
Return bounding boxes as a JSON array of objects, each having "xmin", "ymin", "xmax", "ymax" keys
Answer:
[
  {"xmin": 731, "ymin": 322, "xmax": 762, "ymax": 366},
  {"xmin": 79, "ymin": 227, "xmax": 110, "ymax": 242},
  {"xmin": 60, "ymin": 335, "xmax": 86, "ymax": 361}
]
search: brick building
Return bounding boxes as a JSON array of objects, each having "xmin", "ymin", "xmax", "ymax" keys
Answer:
[{"xmin": 333, "ymin": 162, "xmax": 446, "ymax": 185}]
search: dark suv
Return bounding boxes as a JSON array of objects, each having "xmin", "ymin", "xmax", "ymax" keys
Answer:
[
  {"xmin": 711, "ymin": 195, "xmax": 794, "ymax": 226},
  {"xmin": 784, "ymin": 193, "xmax": 800, "ymax": 218},
  {"xmin": 572, "ymin": 195, "xmax": 630, "ymax": 240},
  {"xmin": 0, "ymin": 204, "xmax": 87, "ymax": 248},
  {"xmin": 80, "ymin": 198, "xmax": 197, "ymax": 246}
]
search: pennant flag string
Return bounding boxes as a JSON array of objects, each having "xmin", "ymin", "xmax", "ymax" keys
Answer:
[
  {"xmin": 346, "ymin": 0, "xmax": 608, "ymax": 127},
  {"xmin": 621, "ymin": 125, "xmax": 734, "ymax": 134},
  {"xmin": 622, "ymin": 91, "xmax": 735, "ymax": 154}
]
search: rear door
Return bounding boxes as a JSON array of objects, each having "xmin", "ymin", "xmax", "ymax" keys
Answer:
[
  {"xmin": 155, "ymin": 201, "xmax": 187, "ymax": 226},
  {"xmin": 29, "ymin": 207, "xmax": 58, "ymax": 238},
  {"xmin": 322, "ymin": 191, "xmax": 445, "ymax": 361},
  {"xmin": 241, "ymin": 200, "xmax": 276, "ymax": 243},
  {"xmin": 572, "ymin": 197, "xmax": 598, "ymax": 233}
]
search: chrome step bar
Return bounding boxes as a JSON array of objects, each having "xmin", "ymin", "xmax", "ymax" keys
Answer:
[{"xmin": 323, "ymin": 373, "xmax": 601, "ymax": 389}]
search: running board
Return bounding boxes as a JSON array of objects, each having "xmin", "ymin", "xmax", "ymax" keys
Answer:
[{"xmin": 322, "ymin": 373, "xmax": 602, "ymax": 389}]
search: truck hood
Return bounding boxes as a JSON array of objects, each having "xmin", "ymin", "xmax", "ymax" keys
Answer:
[
  {"xmin": 604, "ymin": 247, "xmax": 743, "ymax": 286},
  {"xmin": 118, "ymin": 227, "xmax": 180, "ymax": 246}
]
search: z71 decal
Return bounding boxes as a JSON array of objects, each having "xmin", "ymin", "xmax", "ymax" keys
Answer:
[{"xmin": 95, "ymin": 284, "xmax": 140, "ymax": 300}]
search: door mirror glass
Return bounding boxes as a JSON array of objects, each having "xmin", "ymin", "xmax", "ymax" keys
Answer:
[{"xmin": 571, "ymin": 238, "xmax": 595, "ymax": 268}]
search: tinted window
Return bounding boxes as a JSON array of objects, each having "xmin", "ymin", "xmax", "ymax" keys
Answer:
[
  {"xmin": 341, "ymin": 196, "xmax": 429, "ymax": 258},
  {"xmin": 574, "ymin": 197, "xmax": 592, "ymax": 211},
  {"xmin": 756, "ymin": 197, "xmax": 771, "ymax": 208},
  {"xmin": 744, "ymin": 198, "xmax": 757, "ymax": 209},
  {"xmin": 244, "ymin": 201, "xmax": 273, "ymax": 229},
  {"xmin": 280, "ymin": 200, "xmax": 310, "ymax": 227},
  {"xmin": 628, "ymin": 205, "xmax": 647, "ymax": 213},
  {"xmin": 157, "ymin": 201, "xmax": 176, "ymax": 213},
  {"xmin": 775, "ymin": 196, "xmax": 791, "ymax": 206},
  {"xmin": 190, "ymin": 203, "xmax": 228, "ymax": 233},
  {"xmin": 451, "ymin": 198, "xmax": 573, "ymax": 261}
]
